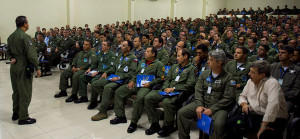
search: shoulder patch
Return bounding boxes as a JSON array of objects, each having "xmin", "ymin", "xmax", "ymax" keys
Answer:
[
  {"xmin": 28, "ymin": 40, "xmax": 33, "ymax": 46},
  {"xmin": 230, "ymin": 80, "xmax": 236, "ymax": 86},
  {"xmin": 133, "ymin": 59, "xmax": 138, "ymax": 62}
]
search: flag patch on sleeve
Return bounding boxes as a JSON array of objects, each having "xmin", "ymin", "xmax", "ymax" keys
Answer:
[{"xmin": 28, "ymin": 41, "xmax": 33, "ymax": 46}]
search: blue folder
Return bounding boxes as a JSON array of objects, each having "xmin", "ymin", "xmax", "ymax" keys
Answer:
[
  {"xmin": 165, "ymin": 66, "xmax": 171, "ymax": 76},
  {"xmin": 106, "ymin": 74, "xmax": 123, "ymax": 83},
  {"xmin": 158, "ymin": 91, "xmax": 181, "ymax": 96},
  {"xmin": 136, "ymin": 75, "xmax": 155, "ymax": 87},
  {"xmin": 197, "ymin": 113, "xmax": 213, "ymax": 135}
]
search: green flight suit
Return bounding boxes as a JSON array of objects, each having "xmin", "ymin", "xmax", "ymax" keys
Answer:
[
  {"xmin": 93, "ymin": 53, "xmax": 138, "ymax": 114},
  {"xmin": 57, "ymin": 37, "xmax": 75, "ymax": 52},
  {"xmin": 178, "ymin": 69, "xmax": 236, "ymax": 139},
  {"xmin": 35, "ymin": 41, "xmax": 47, "ymax": 54},
  {"xmin": 51, "ymin": 37, "xmax": 75, "ymax": 65},
  {"xmin": 270, "ymin": 63, "xmax": 300, "ymax": 111},
  {"xmin": 113, "ymin": 59, "xmax": 165, "ymax": 120},
  {"xmin": 210, "ymin": 42, "xmax": 230, "ymax": 55},
  {"xmin": 78, "ymin": 50, "xmax": 115, "ymax": 99},
  {"xmin": 157, "ymin": 47, "xmax": 170, "ymax": 65},
  {"xmin": 249, "ymin": 55, "xmax": 274, "ymax": 64},
  {"xmin": 145, "ymin": 62, "xmax": 197, "ymax": 127},
  {"xmin": 73, "ymin": 34, "xmax": 84, "ymax": 46},
  {"xmin": 224, "ymin": 60, "xmax": 251, "ymax": 101},
  {"xmin": 59, "ymin": 49, "xmax": 97, "ymax": 94},
  {"xmin": 7, "ymin": 28, "xmax": 40, "ymax": 120}
]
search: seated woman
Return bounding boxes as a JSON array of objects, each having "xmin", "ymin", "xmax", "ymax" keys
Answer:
[{"xmin": 238, "ymin": 60, "xmax": 288, "ymax": 139}]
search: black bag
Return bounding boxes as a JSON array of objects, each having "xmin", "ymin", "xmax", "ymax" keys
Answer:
[{"xmin": 225, "ymin": 104, "xmax": 252, "ymax": 137}]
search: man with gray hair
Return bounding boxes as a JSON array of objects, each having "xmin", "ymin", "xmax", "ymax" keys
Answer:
[
  {"xmin": 178, "ymin": 50, "xmax": 236, "ymax": 139},
  {"xmin": 238, "ymin": 60, "xmax": 288, "ymax": 139}
]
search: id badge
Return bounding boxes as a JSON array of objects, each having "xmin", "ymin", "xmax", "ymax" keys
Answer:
[
  {"xmin": 47, "ymin": 48, "xmax": 51, "ymax": 53},
  {"xmin": 278, "ymin": 79, "xmax": 283, "ymax": 85},
  {"xmin": 141, "ymin": 68, "xmax": 145, "ymax": 73},
  {"xmin": 207, "ymin": 87, "xmax": 212, "ymax": 94},
  {"xmin": 124, "ymin": 66, "xmax": 128, "ymax": 72},
  {"xmin": 175, "ymin": 76, "xmax": 180, "ymax": 81}
]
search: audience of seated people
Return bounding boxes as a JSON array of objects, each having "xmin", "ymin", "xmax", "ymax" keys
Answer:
[
  {"xmin": 217, "ymin": 5, "xmax": 300, "ymax": 15},
  {"xmin": 29, "ymin": 5, "xmax": 300, "ymax": 138}
]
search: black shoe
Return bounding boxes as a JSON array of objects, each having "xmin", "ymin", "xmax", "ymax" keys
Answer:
[
  {"xmin": 54, "ymin": 90, "xmax": 67, "ymax": 98},
  {"xmin": 74, "ymin": 96, "xmax": 88, "ymax": 103},
  {"xmin": 18, "ymin": 118, "xmax": 36, "ymax": 125},
  {"xmin": 157, "ymin": 126, "xmax": 174, "ymax": 137},
  {"xmin": 65, "ymin": 94, "xmax": 78, "ymax": 103},
  {"xmin": 12, "ymin": 113, "xmax": 19, "ymax": 121},
  {"xmin": 127, "ymin": 123, "xmax": 137, "ymax": 133},
  {"xmin": 110, "ymin": 117, "xmax": 127, "ymax": 125},
  {"xmin": 87, "ymin": 102, "xmax": 98, "ymax": 110},
  {"xmin": 145, "ymin": 122, "xmax": 161, "ymax": 135}
]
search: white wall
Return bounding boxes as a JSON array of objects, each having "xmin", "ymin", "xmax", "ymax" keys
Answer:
[
  {"xmin": 134, "ymin": 0, "xmax": 171, "ymax": 21},
  {"xmin": 0, "ymin": 0, "xmax": 67, "ymax": 43},
  {"xmin": 206, "ymin": 0, "xmax": 227, "ymax": 16},
  {"xmin": 175, "ymin": 0, "xmax": 203, "ymax": 19},
  {"xmin": 227, "ymin": 0, "xmax": 300, "ymax": 11},
  {"xmin": 69, "ymin": 0, "xmax": 128, "ymax": 28}
]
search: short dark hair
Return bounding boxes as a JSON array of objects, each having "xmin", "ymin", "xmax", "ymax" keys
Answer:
[
  {"xmin": 142, "ymin": 34, "xmax": 149, "ymax": 39},
  {"xmin": 180, "ymin": 48, "xmax": 191, "ymax": 59},
  {"xmin": 126, "ymin": 40, "xmax": 133, "ymax": 50},
  {"xmin": 15, "ymin": 16, "xmax": 27, "ymax": 28},
  {"xmin": 260, "ymin": 44, "xmax": 270, "ymax": 52},
  {"xmin": 279, "ymin": 45, "xmax": 294, "ymax": 54},
  {"xmin": 102, "ymin": 40, "xmax": 111, "ymax": 47},
  {"xmin": 196, "ymin": 44, "xmax": 209, "ymax": 52},
  {"xmin": 37, "ymin": 32, "xmax": 45, "ymax": 38},
  {"xmin": 155, "ymin": 37, "xmax": 163, "ymax": 44},
  {"xmin": 147, "ymin": 46, "xmax": 157, "ymax": 58},
  {"xmin": 294, "ymin": 48, "xmax": 300, "ymax": 56},
  {"xmin": 94, "ymin": 31, "xmax": 100, "ymax": 34},
  {"xmin": 99, "ymin": 33, "xmax": 105, "ymax": 36},
  {"xmin": 236, "ymin": 46, "xmax": 248, "ymax": 55},
  {"xmin": 248, "ymin": 37, "xmax": 257, "ymax": 43},
  {"xmin": 84, "ymin": 40, "xmax": 92, "ymax": 46}
]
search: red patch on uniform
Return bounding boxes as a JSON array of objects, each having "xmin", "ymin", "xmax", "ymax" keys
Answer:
[{"xmin": 133, "ymin": 59, "xmax": 138, "ymax": 62}]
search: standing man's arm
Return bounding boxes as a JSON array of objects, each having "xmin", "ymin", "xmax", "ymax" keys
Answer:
[{"xmin": 24, "ymin": 36, "xmax": 41, "ymax": 77}]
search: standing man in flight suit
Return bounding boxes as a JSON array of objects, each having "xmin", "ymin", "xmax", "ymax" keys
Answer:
[
  {"xmin": 54, "ymin": 40, "xmax": 97, "ymax": 101},
  {"xmin": 109, "ymin": 46, "xmax": 164, "ymax": 133},
  {"xmin": 144, "ymin": 48, "xmax": 197, "ymax": 136},
  {"xmin": 77, "ymin": 40, "xmax": 115, "ymax": 107},
  {"xmin": 7, "ymin": 16, "xmax": 41, "ymax": 125},
  {"xmin": 91, "ymin": 40, "xmax": 138, "ymax": 121}
]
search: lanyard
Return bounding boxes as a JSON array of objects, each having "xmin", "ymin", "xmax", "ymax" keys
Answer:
[
  {"xmin": 280, "ymin": 68, "xmax": 288, "ymax": 79},
  {"xmin": 209, "ymin": 75, "xmax": 216, "ymax": 86},
  {"xmin": 177, "ymin": 67, "xmax": 187, "ymax": 76}
]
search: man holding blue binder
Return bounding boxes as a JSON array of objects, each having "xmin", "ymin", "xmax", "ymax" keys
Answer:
[
  {"xmin": 178, "ymin": 50, "xmax": 236, "ymax": 139},
  {"xmin": 110, "ymin": 46, "xmax": 164, "ymax": 132},
  {"xmin": 144, "ymin": 48, "xmax": 197, "ymax": 136},
  {"xmin": 77, "ymin": 40, "xmax": 115, "ymax": 106},
  {"xmin": 91, "ymin": 40, "xmax": 138, "ymax": 121}
]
